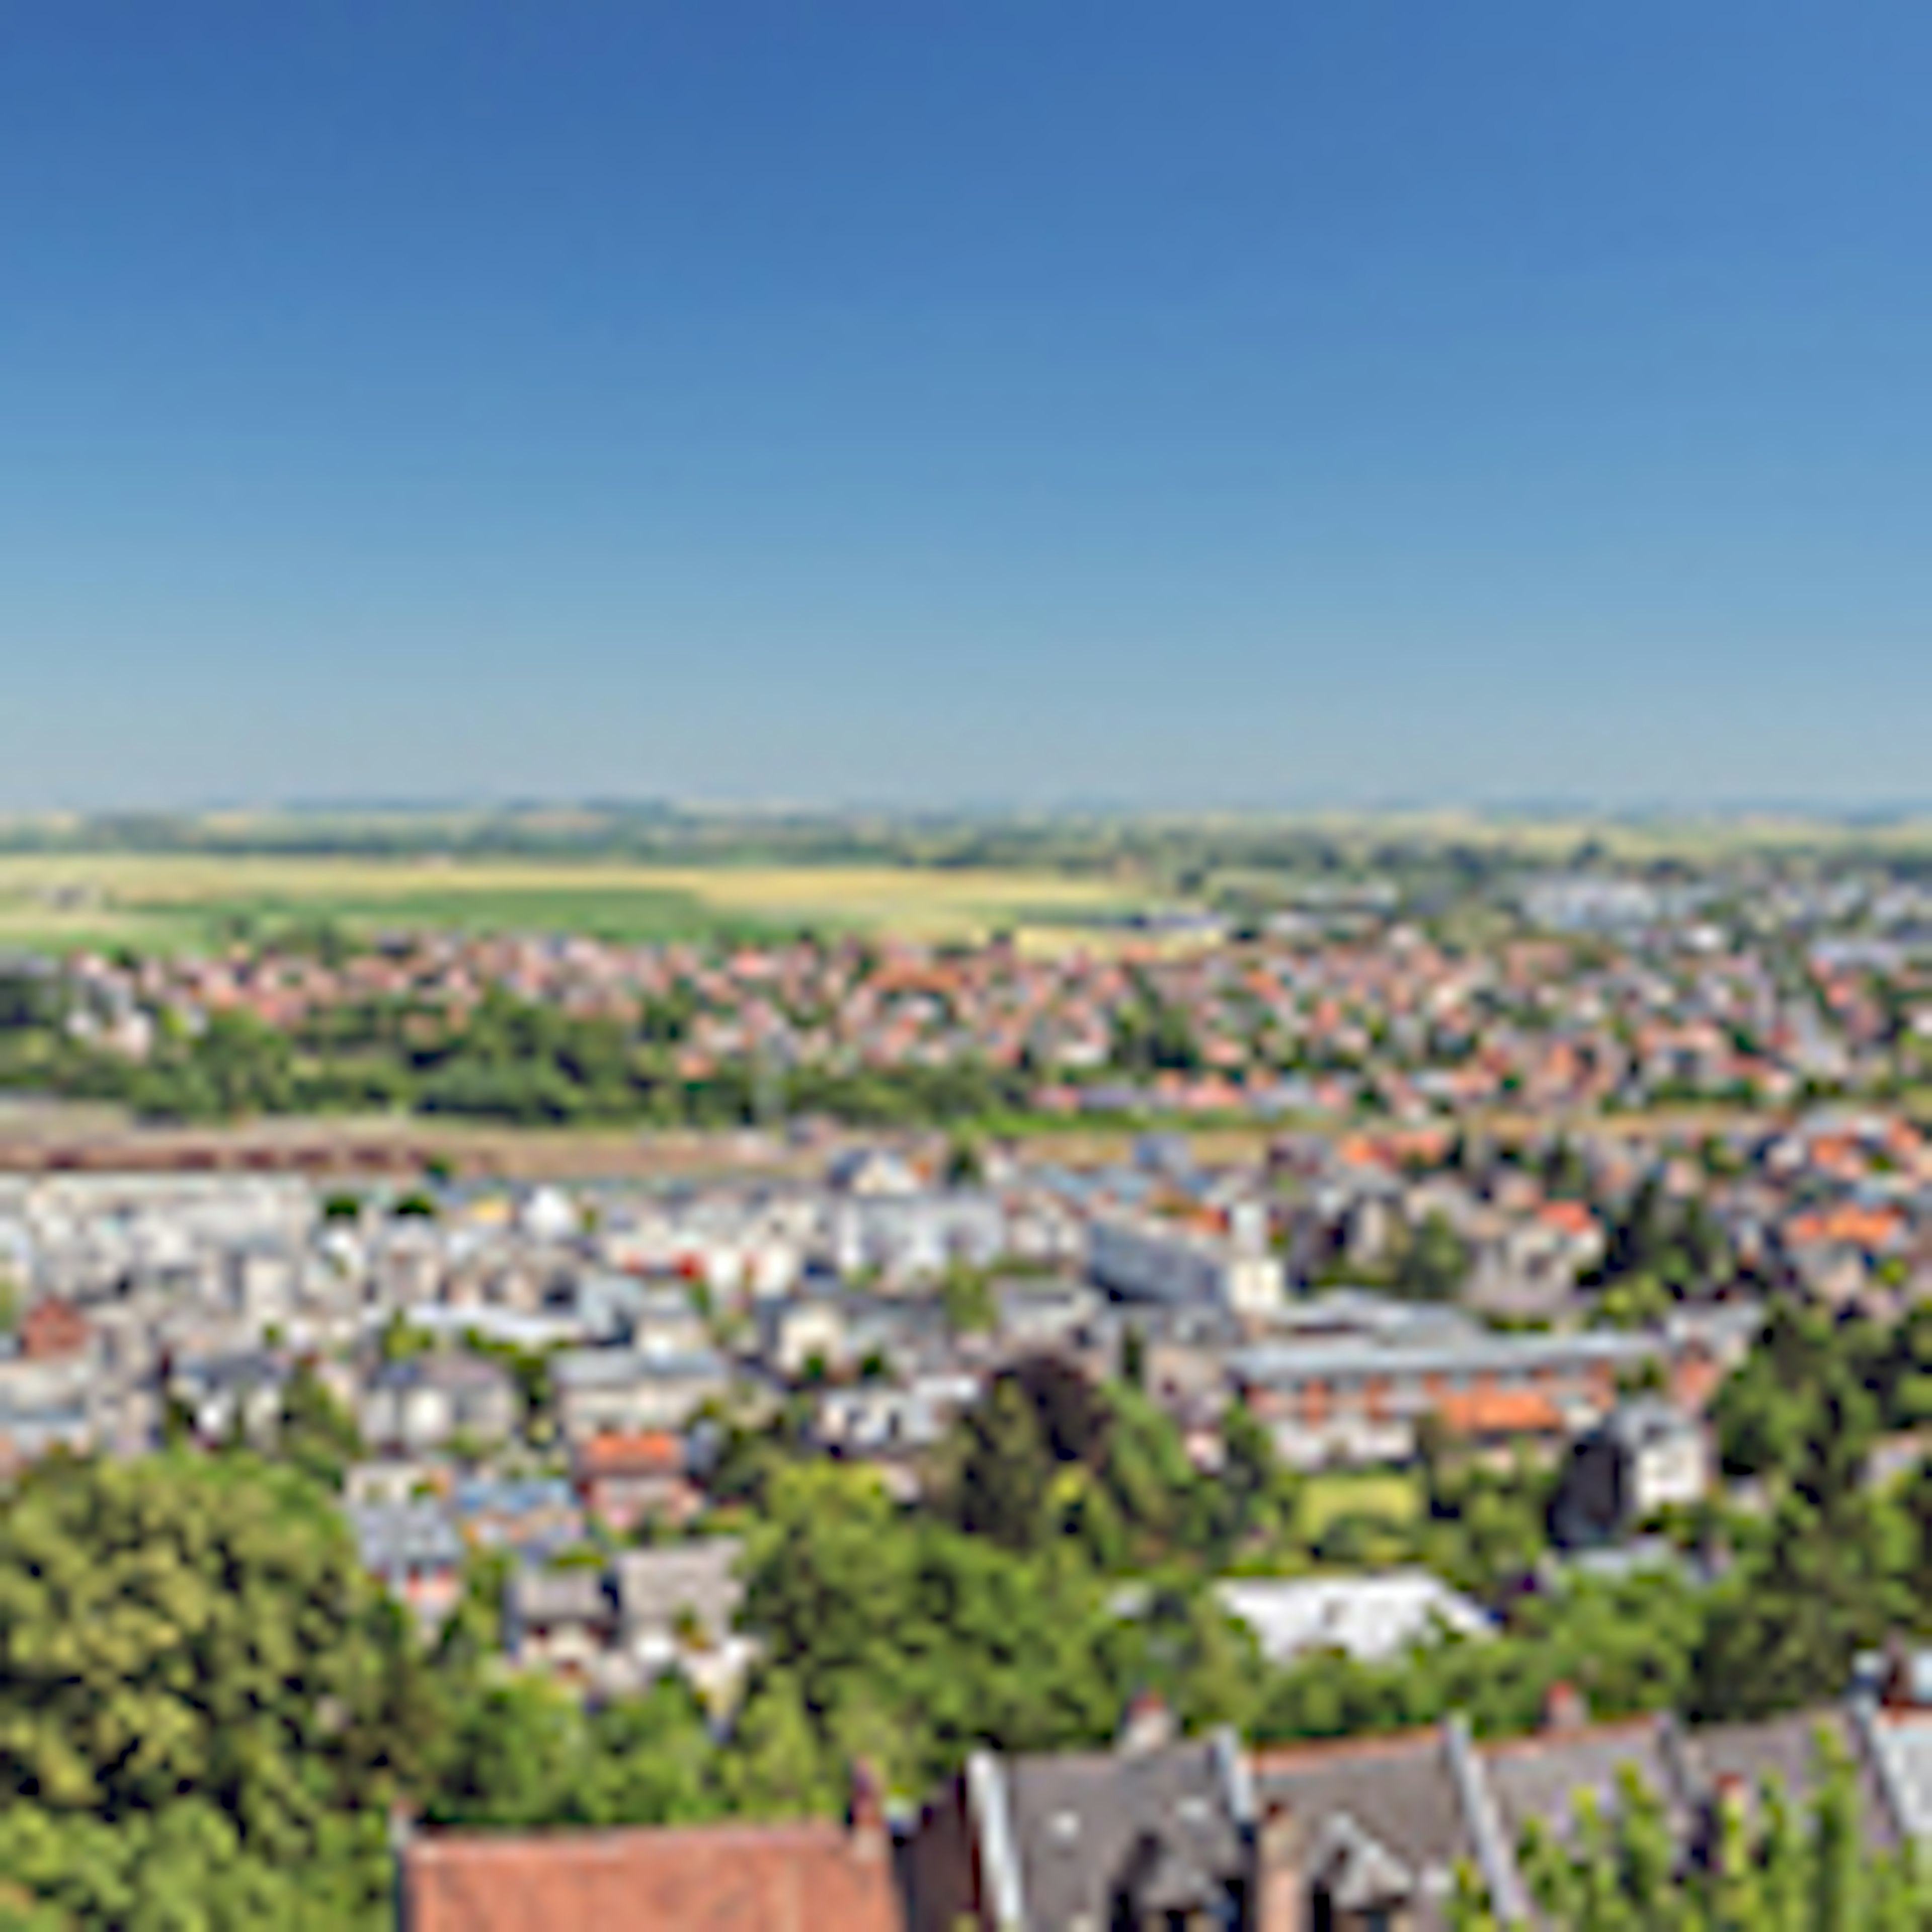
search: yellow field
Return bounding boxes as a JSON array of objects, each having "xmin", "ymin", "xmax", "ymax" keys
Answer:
[
  {"xmin": 1281, "ymin": 809, "xmax": 1932, "ymax": 862},
  {"xmin": 0, "ymin": 853, "xmax": 1142, "ymax": 953}
]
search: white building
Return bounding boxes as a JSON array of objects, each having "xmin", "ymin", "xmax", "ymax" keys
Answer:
[
  {"xmin": 1215, "ymin": 1572, "xmax": 1492, "ymax": 1666},
  {"xmin": 1088, "ymin": 1212, "xmax": 1283, "ymax": 1319}
]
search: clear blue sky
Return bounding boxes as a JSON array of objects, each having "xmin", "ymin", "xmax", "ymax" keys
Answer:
[{"xmin": 4, "ymin": 2, "xmax": 1929, "ymax": 811}]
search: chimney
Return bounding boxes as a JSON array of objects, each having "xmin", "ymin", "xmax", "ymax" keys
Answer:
[
  {"xmin": 386, "ymin": 1800, "xmax": 417, "ymax": 1853},
  {"xmin": 389, "ymin": 1802, "xmax": 418, "ymax": 1932},
  {"xmin": 1256, "ymin": 1796, "xmax": 1304, "ymax": 1932},
  {"xmin": 847, "ymin": 1759, "xmax": 887, "ymax": 1861},
  {"xmin": 1881, "ymin": 1630, "xmax": 1919, "ymax": 1710},
  {"xmin": 1541, "ymin": 1680, "xmax": 1588, "ymax": 1734},
  {"xmin": 1116, "ymin": 1689, "xmax": 1176, "ymax": 1757}
]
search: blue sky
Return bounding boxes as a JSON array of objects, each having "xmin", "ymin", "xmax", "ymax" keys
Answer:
[{"xmin": 4, "ymin": 2, "xmax": 1929, "ymax": 811}]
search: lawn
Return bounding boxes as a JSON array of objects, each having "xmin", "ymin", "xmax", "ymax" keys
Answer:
[
  {"xmin": 1296, "ymin": 1468, "xmax": 1425, "ymax": 1540},
  {"xmin": 0, "ymin": 854, "xmax": 1147, "ymax": 955}
]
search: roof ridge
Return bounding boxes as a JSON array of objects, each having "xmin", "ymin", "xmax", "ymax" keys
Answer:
[
  {"xmin": 1478, "ymin": 1712, "xmax": 1667, "ymax": 1760},
  {"xmin": 409, "ymin": 1819, "xmax": 855, "ymax": 1858},
  {"xmin": 1444, "ymin": 1714, "xmax": 1530, "ymax": 1926},
  {"xmin": 1252, "ymin": 1726, "xmax": 1441, "ymax": 1770}
]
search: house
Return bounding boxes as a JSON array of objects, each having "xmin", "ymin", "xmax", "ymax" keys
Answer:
[
  {"xmin": 223, "ymin": 1238, "xmax": 300, "ymax": 1325},
  {"xmin": 827, "ymin": 1147, "xmax": 923, "ymax": 1196},
  {"xmin": 0, "ymin": 1395, "xmax": 95, "ymax": 1474},
  {"xmin": 815, "ymin": 1373, "xmax": 980, "ymax": 1460},
  {"xmin": 1215, "ymin": 1573, "xmax": 1492, "ymax": 1668},
  {"xmin": 1551, "ymin": 1399, "xmax": 1711, "ymax": 1549},
  {"xmin": 571, "ymin": 1430, "xmax": 701, "ymax": 1532},
  {"xmin": 1252, "ymin": 1697, "xmax": 1906, "ymax": 1930},
  {"xmin": 1089, "ymin": 1210, "xmax": 1285, "ymax": 1319},
  {"xmin": 995, "ymin": 1277, "xmax": 1103, "ymax": 1352},
  {"xmin": 504, "ymin": 1565, "xmax": 614, "ymax": 1686},
  {"xmin": 345, "ymin": 1457, "xmax": 449, "ymax": 1508},
  {"xmin": 565, "ymin": 1273, "xmax": 710, "ymax": 1352},
  {"xmin": 17, "ymin": 1297, "xmax": 89, "ymax": 1361},
  {"xmin": 829, "ymin": 1188, "xmax": 1008, "ymax": 1282},
  {"xmin": 757, "ymin": 1292, "xmax": 852, "ymax": 1380},
  {"xmin": 359, "ymin": 1352, "xmax": 519, "ymax": 1456},
  {"xmin": 1229, "ymin": 1327, "xmax": 1664, "ymax": 1471},
  {"xmin": 400, "ymin": 1777, "xmax": 900, "ymax": 1932},
  {"xmin": 1251, "ymin": 1724, "xmax": 1479, "ymax": 1929},
  {"xmin": 906, "ymin": 1716, "xmax": 1265, "ymax": 1932},
  {"xmin": 347, "ymin": 1500, "xmax": 464, "ymax": 1633},
  {"xmin": 448, "ymin": 1474, "xmax": 585, "ymax": 1561},
  {"xmin": 611, "ymin": 1539, "xmax": 754, "ymax": 1702},
  {"xmin": 168, "ymin": 1348, "xmax": 289, "ymax": 1447},
  {"xmin": 552, "ymin": 1346, "xmax": 732, "ymax": 1443}
]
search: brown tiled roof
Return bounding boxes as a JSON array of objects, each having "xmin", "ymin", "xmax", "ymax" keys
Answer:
[{"xmin": 402, "ymin": 1819, "xmax": 901, "ymax": 1932}]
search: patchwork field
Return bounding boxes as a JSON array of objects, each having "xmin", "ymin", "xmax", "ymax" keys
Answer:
[{"xmin": 0, "ymin": 853, "xmax": 1145, "ymax": 955}]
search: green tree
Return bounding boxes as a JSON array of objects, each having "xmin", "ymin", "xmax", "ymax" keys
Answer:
[
  {"xmin": 1395, "ymin": 1211, "xmax": 1472, "ymax": 1303},
  {"xmin": 718, "ymin": 1671, "xmax": 838, "ymax": 1819},
  {"xmin": 1456, "ymin": 1738, "xmax": 1932, "ymax": 1931},
  {"xmin": 278, "ymin": 1359, "xmax": 363, "ymax": 1491},
  {"xmin": 939, "ymin": 1262, "xmax": 996, "ymax": 1337},
  {"xmin": 0, "ymin": 1454, "xmax": 440, "ymax": 1926},
  {"xmin": 950, "ymin": 1381, "xmax": 1057, "ymax": 1551}
]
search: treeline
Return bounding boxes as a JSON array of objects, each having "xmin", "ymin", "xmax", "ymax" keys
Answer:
[{"xmin": 0, "ymin": 989, "xmax": 1043, "ymax": 1128}]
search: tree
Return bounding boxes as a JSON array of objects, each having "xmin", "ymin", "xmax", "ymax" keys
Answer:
[
  {"xmin": 718, "ymin": 1671, "xmax": 837, "ymax": 1819},
  {"xmin": 0, "ymin": 1454, "xmax": 439, "ymax": 1925},
  {"xmin": 1216, "ymin": 1401, "xmax": 1298, "ymax": 1558},
  {"xmin": 950, "ymin": 1379, "xmax": 1056, "ymax": 1551},
  {"xmin": 278, "ymin": 1359, "xmax": 362, "ymax": 1491},
  {"xmin": 377, "ymin": 1310, "xmax": 434, "ymax": 1364},
  {"xmin": 943, "ymin": 1133, "xmax": 985, "ymax": 1187},
  {"xmin": 939, "ymin": 1263, "xmax": 995, "ymax": 1337},
  {"xmin": 1694, "ymin": 1487, "xmax": 1899, "ymax": 1723},
  {"xmin": 1395, "ymin": 1212, "xmax": 1472, "ymax": 1303},
  {"xmin": 737, "ymin": 1463, "xmax": 1133, "ymax": 1792}
]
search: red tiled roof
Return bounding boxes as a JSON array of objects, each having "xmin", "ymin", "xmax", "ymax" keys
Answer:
[
  {"xmin": 18, "ymin": 1299, "xmax": 89, "ymax": 1360},
  {"xmin": 1434, "ymin": 1388, "xmax": 1566, "ymax": 1437},
  {"xmin": 403, "ymin": 1820, "xmax": 900, "ymax": 1932},
  {"xmin": 573, "ymin": 1430, "xmax": 684, "ymax": 1476},
  {"xmin": 1537, "ymin": 1200, "xmax": 1598, "ymax": 1239}
]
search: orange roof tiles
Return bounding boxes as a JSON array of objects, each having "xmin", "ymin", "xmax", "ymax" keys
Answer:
[
  {"xmin": 573, "ymin": 1431, "xmax": 685, "ymax": 1476},
  {"xmin": 403, "ymin": 1820, "xmax": 900, "ymax": 1932},
  {"xmin": 1434, "ymin": 1388, "xmax": 1566, "ymax": 1437},
  {"xmin": 1786, "ymin": 1205, "xmax": 1903, "ymax": 1251},
  {"xmin": 1537, "ymin": 1200, "xmax": 1598, "ymax": 1239}
]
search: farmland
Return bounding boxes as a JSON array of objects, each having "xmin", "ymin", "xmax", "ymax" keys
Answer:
[{"xmin": 0, "ymin": 852, "xmax": 1145, "ymax": 955}]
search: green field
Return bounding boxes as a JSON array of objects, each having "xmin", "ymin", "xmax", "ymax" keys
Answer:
[{"xmin": 0, "ymin": 854, "xmax": 1147, "ymax": 955}]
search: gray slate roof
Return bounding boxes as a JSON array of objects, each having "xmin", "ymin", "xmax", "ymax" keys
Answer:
[
  {"xmin": 1257, "ymin": 1730, "xmax": 1475, "ymax": 1929},
  {"xmin": 1001, "ymin": 1736, "xmax": 1245, "ymax": 1931}
]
